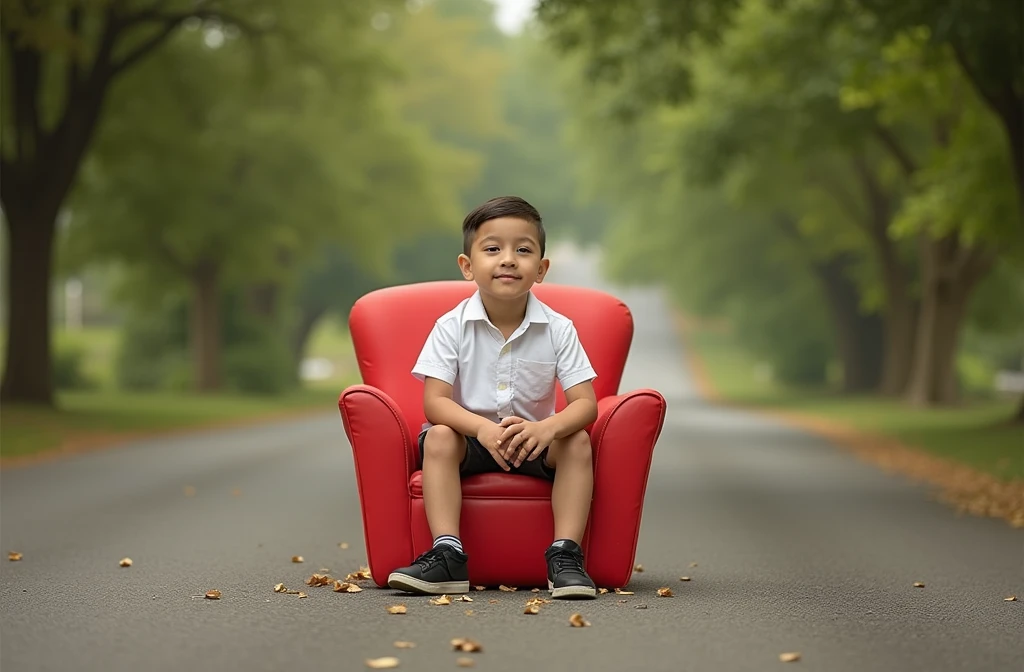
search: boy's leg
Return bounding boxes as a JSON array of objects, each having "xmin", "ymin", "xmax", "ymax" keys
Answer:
[
  {"xmin": 387, "ymin": 425, "xmax": 471, "ymax": 595},
  {"xmin": 543, "ymin": 430, "xmax": 597, "ymax": 599}
]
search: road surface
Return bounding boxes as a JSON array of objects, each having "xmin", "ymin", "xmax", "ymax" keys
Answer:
[{"xmin": 2, "ymin": 245, "xmax": 1021, "ymax": 672}]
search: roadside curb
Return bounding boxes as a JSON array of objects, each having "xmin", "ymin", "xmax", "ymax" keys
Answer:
[
  {"xmin": 0, "ymin": 405, "xmax": 334, "ymax": 471},
  {"xmin": 675, "ymin": 314, "xmax": 1024, "ymax": 530}
]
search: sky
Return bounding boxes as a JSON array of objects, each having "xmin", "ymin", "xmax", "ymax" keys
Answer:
[{"xmin": 489, "ymin": 0, "xmax": 537, "ymax": 33}]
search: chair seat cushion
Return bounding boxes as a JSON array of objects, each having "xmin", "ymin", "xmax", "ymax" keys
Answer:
[{"xmin": 409, "ymin": 470, "xmax": 553, "ymax": 499}]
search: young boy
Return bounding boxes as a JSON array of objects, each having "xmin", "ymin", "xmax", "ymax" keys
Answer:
[{"xmin": 387, "ymin": 196, "xmax": 600, "ymax": 600}]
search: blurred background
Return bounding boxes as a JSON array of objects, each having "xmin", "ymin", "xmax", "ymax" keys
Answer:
[{"xmin": 1, "ymin": 0, "xmax": 1022, "ymax": 473}]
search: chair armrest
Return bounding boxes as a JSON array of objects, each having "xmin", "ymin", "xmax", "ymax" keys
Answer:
[
  {"xmin": 585, "ymin": 389, "xmax": 667, "ymax": 588},
  {"xmin": 338, "ymin": 384, "xmax": 417, "ymax": 587}
]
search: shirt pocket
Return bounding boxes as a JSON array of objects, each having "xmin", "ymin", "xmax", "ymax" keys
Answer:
[{"xmin": 513, "ymin": 359, "xmax": 557, "ymax": 404}]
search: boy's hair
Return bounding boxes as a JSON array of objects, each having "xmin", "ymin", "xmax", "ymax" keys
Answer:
[{"xmin": 462, "ymin": 196, "xmax": 545, "ymax": 257}]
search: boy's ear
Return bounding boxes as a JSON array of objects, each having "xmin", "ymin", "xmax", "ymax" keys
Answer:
[
  {"xmin": 534, "ymin": 258, "xmax": 550, "ymax": 284},
  {"xmin": 457, "ymin": 253, "xmax": 473, "ymax": 281}
]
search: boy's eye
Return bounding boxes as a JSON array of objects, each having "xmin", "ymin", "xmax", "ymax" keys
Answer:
[
  {"xmin": 484, "ymin": 246, "xmax": 499, "ymax": 253},
  {"xmin": 517, "ymin": 247, "xmax": 532, "ymax": 254}
]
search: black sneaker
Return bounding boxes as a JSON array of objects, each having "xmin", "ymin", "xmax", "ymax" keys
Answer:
[
  {"xmin": 545, "ymin": 539, "xmax": 596, "ymax": 599},
  {"xmin": 387, "ymin": 545, "xmax": 470, "ymax": 595}
]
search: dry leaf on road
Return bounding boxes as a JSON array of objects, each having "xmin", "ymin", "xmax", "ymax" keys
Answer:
[
  {"xmin": 913, "ymin": 582, "xmax": 925, "ymax": 588},
  {"xmin": 531, "ymin": 588, "xmax": 541, "ymax": 593},
  {"xmin": 273, "ymin": 583, "xmax": 287, "ymax": 593},
  {"xmin": 292, "ymin": 556, "xmax": 304, "ymax": 563},
  {"xmin": 457, "ymin": 658, "xmax": 475, "ymax": 667},
  {"xmin": 679, "ymin": 576, "xmax": 691, "ymax": 582},
  {"xmin": 1005, "ymin": 596, "xmax": 1018, "ymax": 601},
  {"xmin": 465, "ymin": 609, "xmax": 474, "ymax": 616},
  {"xmin": 657, "ymin": 587, "xmax": 674, "ymax": 597},
  {"xmin": 689, "ymin": 562, "xmax": 698, "ymax": 567},
  {"xmin": 393, "ymin": 642, "xmax": 416, "ymax": 649},
  {"xmin": 231, "ymin": 488, "xmax": 242, "ymax": 496},
  {"xmin": 339, "ymin": 542, "xmax": 350, "ymax": 549},
  {"xmin": 779, "ymin": 652, "xmax": 801, "ymax": 663},
  {"xmin": 635, "ymin": 604, "xmax": 648, "ymax": 609},
  {"xmin": 451, "ymin": 637, "xmax": 483, "ymax": 653},
  {"xmin": 8, "ymin": 552, "xmax": 23, "ymax": 561},
  {"xmin": 524, "ymin": 605, "xmax": 540, "ymax": 615},
  {"xmin": 430, "ymin": 595, "xmax": 452, "ymax": 606},
  {"xmin": 297, "ymin": 592, "xmax": 308, "ymax": 599},
  {"xmin": 333, "ymin": 581, "xmax": 362, "ymax": 593},
  {"xmin": 498, "ymin": 585, "xmax": 517, "ymax": 592},
  {"xmin": 183, "ymin": 486, "xmax": 196, "ymax": 497},
  {"xmin": 456, "ymin": 595, "xmax": 473, "ymax": 602},
  {"xmin": 365, "ymin": 657, "xmax": 400, "ymax": 669},
  {"xmin": 525, "ymin": 597, "xmax": 551, "ymax": 607},
  {"xmin": 307, "ymin": 574, "xmax": 333, "ymax": 587},
  {"xmin": 614, "ymin": 588, "xmax": 634, "ymax": 595},
  {"xmin": 634, "ymin": 564, "xmax": 644, "ymax": 572},
  {"xmin": 387, "ymin": 605, "xmax": 407, "ymax": 615},
  {"xmin": 119, "ymin": 558, "xmax": 133, "ymax": 567},
  {"xmin": 598, "ymin": 588, "xmax": 609, "ymax": 594},
  {"xmin": 205, "ymin": 590, "xmax": 222, "ymax": 600},
  {"xmin": 488, "ymin": 599, "xmax": 499, "ymax": 604},
  {"xmin": 346, "ymin": 567, "xmax": 373, "ymax": 581},
  {"xmin": 569, "ymin": 613, "xmax": 591, "ymax": 627}
]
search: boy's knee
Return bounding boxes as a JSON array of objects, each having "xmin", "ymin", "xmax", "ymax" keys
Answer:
[
  {"xmin": 423, "ymin": 425, "xmax": 464, "ymax": 461},
  {"xmin": 564, "ymin": 430, "xmax": 592, "ymax": 464}
]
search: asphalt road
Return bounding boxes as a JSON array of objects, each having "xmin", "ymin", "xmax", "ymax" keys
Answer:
[{"xmin": 2, "ymin": 245, "xmax": 1021, "ymax": 672}]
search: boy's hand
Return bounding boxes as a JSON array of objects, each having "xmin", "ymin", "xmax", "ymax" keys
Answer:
[
  {"xmin": 475, "ymin": 421, "xmax": 511, "ymax": 471},
  {"xmin": 498, "ymin": 417, "xmax": 556, "ymax": 468}
]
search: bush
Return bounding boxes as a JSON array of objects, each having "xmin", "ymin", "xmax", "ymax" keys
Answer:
[
  {"xmin": 223, "ymin": 327, "xmax": 295, "ymax": 395},
  {"xmin": 115, "ymin": 305, "xmax": 189, "ymax": 391},
  {"xmin": 53, "ymin": 343, "xmax": 97, "ymax": 390}
]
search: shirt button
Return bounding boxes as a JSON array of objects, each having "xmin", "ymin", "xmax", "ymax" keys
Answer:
[
  {"xmin": 498, "ymin": 383, "xmax": 508, "ymax": 391},
  {"xmin": 500, "ymin": 344, "xmax": 510, "ymax": 355}
]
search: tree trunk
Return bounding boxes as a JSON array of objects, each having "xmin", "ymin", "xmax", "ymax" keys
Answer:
[
  {"xmin": 0, "ymin": 208, "xmax": 58, "ymax": 405},
  {"xmin": 811, "ymin": 253, "xmax": 884, "ymax": 393},
  {"xmin": 905, "ymin": 235, "xmax": 995, "ymax": 406},
  {"xmin": 190, "ymin": 263, "xmax": 222, "ymax": 392},
  {"xmin": 291, "ymin": 304, "xmax": 329, "ymax": 367}
]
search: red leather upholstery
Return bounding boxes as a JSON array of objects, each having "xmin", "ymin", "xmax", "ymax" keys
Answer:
[{"xmin": 339, "ymin": 280, "xmax": 666, "ymax": 588}]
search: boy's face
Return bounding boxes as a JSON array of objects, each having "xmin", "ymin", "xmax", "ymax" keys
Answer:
[{"xmin": 458, "ymin": 217, "xmax": 549, "ymax": 301}]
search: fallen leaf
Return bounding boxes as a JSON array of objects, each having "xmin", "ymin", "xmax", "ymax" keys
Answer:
[
  {"xmin": 524, "ymin": 605, "xmax": 540, "ymax": 615},
  {"xmin": 285, "ymin": 590, "xmax": 302, "ymax": 595},
  {"xmin": 393, "ymin": 642, "xmax": 416, "ymax": 649},
  {"xmin": 617, "ymin": 599, "xmax": 628, "ymax": 604},
  {"xmin": 205, "ymin": 590, "xmax": 222, "ymax": 600},
  {"xmin": 297, "ymin": 592, "xmax": 308, "ymax": 599},
  {"xmin": 333, "ymin": 581, "xmax": 362, "ymax": 593},
  {"xmin": 634, "ymin": 564, "xmax": 644, "ymax": 572},
  {"xmin": 614, "ymin": 588, "xmax": 634, "ymax": 595},
  {"xmin": 386, "ymin": 605, "xmax": 407, "ymax": 615},
  {"xmin": 498, "ymin": 585, "xmax": 517, "ymax": 592},
  {"xmin": 1004, "ymin": 596, "xmax": 1018, "ymax": 601},
  {"xmin": 119, "ymin": 557, "xmax": 132, "ymax": 567},
  {"xmin": 568, "ymin": 613, "xmax": 590, "ymax": 627},
  {"xmin": 183, "ymin": 486, "xmax": 196, "ymax": 497},
  {"xmin": 292, "ymin": 556, "xmax": 304, "ymax": 563},
  {"xmin": 339, "ymin": 542, "xmax": 350, "ymax": 550},
  {"xmin": 657, "ymin": 587, "xmax": 674, "ymax": 597},
  {"xmin": 635, "ymin": 604, "xmax": 648, "ymax": 609},
  {"xmin": 450, "ymin": 637, "xmax": 483, "ymax": 653},
  {"xmin": 306, "ymin": 574, "xmax": 333, "ymax": 587},
  {"xmin": 430, "ymin": 595, "xmax": 452, "ymax": 606},
  {"xmin": 488, "ymin": 599, "xmax": 499, "ymax": 604},
  {"xmin": 913, "ymin": 582, "xmax": 925, "ymax": 588},
  {"xmin": 346, "ymin": 567, "xmax": 373, "ymax": 581},
  {"xmin": 464, "ymin": 609, "xmax": 474, "ymax": 616},
  {"xmin": 531, "ymin": 588, "xmax": 540, "ymax": 593},
  {"xmin": 598, "ymin": 588, "xmax": 609, "ymax": 595},
  {"xmin": 779, "ymin": 652, "xmax": 801, "ymax": 663},
  {"xmin": 365, "ymin": 657, "xmax": 400, "ymax": 669},
  {"xmin": 231, "ymin": 488, "xmax": 242, "ymax": 496},
  {"xmin": 8, "ymin": 552, "xmax": 22, "ymax": 561},
  {"xmin": 680, "ymin": 576, "xmax": 691, "ymax": 582},
  {"xmin": 319, "ymin": 568, "xmax": 331, "ymax": 573},
  {"xmin": 456, "ymin": 658, "xmax": 476, "ymax": 668},
  {"xmin": 273, "ymin": 583, "xmax": 287, "ymax": 593},
  {"xmin": 474, "ymin": 585, "xmax": 486, "ymax": 591},
  {"xmin": 525, "ymin": 597, "xmax": 551, "ymax": 607},
  {"xmin": 689, "ymin": 562, "xmax": 698, "ymax": 568},
  {"xmin": 456, "ymin": 595, "xmax": 473, "ymax": 602}
]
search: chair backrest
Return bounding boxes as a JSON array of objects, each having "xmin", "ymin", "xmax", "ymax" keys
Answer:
[{"xmin": 347, "ymin": 281, "xmax": 634, "ymax": 438}]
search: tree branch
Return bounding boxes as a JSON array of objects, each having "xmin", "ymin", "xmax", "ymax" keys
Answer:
[
  {"xmin": 872, "ymin": 124, "xmax": 917, "ymax": 178},
  {"xmin": 10, "ymin": 41, "xmax": 42, "ymax": 162}
]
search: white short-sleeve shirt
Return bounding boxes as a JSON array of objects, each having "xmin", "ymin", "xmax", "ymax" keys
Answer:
[{"xmin": 412, "ymin": 290, "xmax": 597, "ymax": 428}]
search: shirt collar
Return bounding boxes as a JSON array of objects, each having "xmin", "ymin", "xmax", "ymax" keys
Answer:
[{"xmin": 463, "ymin": 290, "xmax": 549, "ymax": 325}]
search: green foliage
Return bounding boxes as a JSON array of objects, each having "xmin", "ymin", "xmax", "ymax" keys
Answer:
[
  {"xmin": 53, "ymin": 341, "xmax": 98, "ymax": 391},
  {"xmin": 114, "ymin": 301, "xmax": 190, "ymax": 391}
]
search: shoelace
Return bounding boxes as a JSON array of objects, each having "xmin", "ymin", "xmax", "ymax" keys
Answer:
[
  {"xmin": 414, "ymin": 547, "xmax": 449, "ymax": 570},
  {"xmin": 550, "ymin": 550, "xmax": 584, "ymax": 573}
]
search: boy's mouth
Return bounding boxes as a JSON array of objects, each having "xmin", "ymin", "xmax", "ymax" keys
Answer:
[{"xmin": 494, "ymin": 274, "xmax": 521, "ymax": 280}]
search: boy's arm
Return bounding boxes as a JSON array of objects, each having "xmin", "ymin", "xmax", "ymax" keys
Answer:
[
  {"xmin": 541, "ymin": 381, "xmax": 598, "ymax": 439},
  {"xmin": 423, "ymin": 377, "xmax": 490, "ymax": 437}
]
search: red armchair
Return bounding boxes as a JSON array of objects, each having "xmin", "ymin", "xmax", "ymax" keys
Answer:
[{"xmin": 338, "ymin": 281, "xmax": 666, "ymax": 589}]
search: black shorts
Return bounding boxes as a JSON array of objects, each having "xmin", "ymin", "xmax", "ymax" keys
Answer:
[{"xmin": 417, "ymin": 428, "xmax": 556, "ymax": 481}]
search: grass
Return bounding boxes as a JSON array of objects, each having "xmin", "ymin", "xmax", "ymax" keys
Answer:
[
  {"xmin": 1, "ymin": 319, "xmax": 360, "ymax": 462},
  {"xmin": 682, "ymin": 328, "xmax": 1024, "ymax": 481}
]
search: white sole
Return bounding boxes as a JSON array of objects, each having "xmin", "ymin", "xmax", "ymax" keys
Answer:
[
  {"xmin": 387, "ymin": 573, "xmax": 469, "ymax": 595},
  {"xmin": 548, "ymin": 579, "xmax": 597, "ymax": 599}
]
